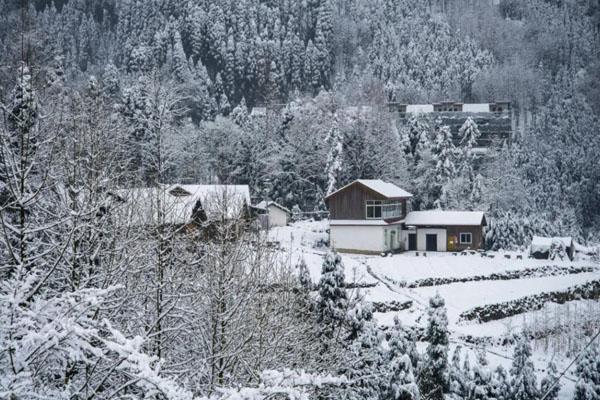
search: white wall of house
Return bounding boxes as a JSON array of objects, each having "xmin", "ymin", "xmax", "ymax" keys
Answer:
[
  {"xmin": 331, "ymin": 225, "xmax": 385, "ymax": 253},
  {"xmin": 416, "ymin": 228, "xmax": 447, "ymax": 251},
  {"xmin": 268, "ymin": 206, "xmax": 288, "ymax": 227},
  {"xmin": 330, "ymin": 224, "xmax": 403, "ymax": 253}
]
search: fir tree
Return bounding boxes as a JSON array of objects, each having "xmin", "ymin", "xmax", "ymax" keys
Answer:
[
  {"xmin": 297, "ymin": 256, "xmax": 313, "ymax": 291},
  {"xmin": 449, "ymin": 345, "xmax": 466, "ymax": 399},
  {"xmin": 509, "ymin": 335, "xmax": 539, "ymax": 400},
  {"xmin": 493, "ymin": 365, "xmax": 511, "ymax": 400},
  {"xmin": 540, "ymin": 361, "xmax": 560, "ymax": 400},
  {"xmin": 574, "ymin": 344, "xmax": 600, "ymax": 400},
  {"xmin": 317, "ymin": 250, "xmax": 348, "ymax": 338},
  {"xmin": 325, "ymin": 112, "xmax": 343, "ymax": 196},
  {"xmin": 420, "ymin": 294, "xmax": 450, "ymax": 400}
]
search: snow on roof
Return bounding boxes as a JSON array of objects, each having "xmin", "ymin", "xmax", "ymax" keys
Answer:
[
  {"xmin": 530, "ymin": 236, "xmax": 573, "ymax": 253},
  {"xmin": 404, "ymin": 210, "xmax": 486, "ymax": 226},
  {"xmin": 330, "ymin": 219, "xmax": 405, "ymax": 226},
  {"xmin": 326, "ymin": 179, "xmax": 413, "ymax": 200},
  {"xmin": 111, "ymin": 184, "xmax": 250, "ymax": 226},
  {"xmin": 462, "ymin": 103, "xmax": 490, "ymax": 112},
  {"xmin": 254, "ymin": 200, "xmax": 291, "ymax": 214},
  {"xmin": 406, "ymin": 104, "xmax": 434, "ymax": 113}
]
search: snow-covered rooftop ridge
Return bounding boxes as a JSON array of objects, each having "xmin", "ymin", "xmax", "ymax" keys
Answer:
[
  {"xmin": 254, "ymin": 200, "xmax": 291, "ymax": 213},
  {"xmin": 404, "ymin": 210, "xmax": 486, "ymax": 226},
  {"xmin": 530, "ymin": 236, "xmax": 573, "ymax": 252},
  {"xmin": 326, "ymin": 179, "xmax": 412, "ymax": 199},
  {"xmin": 111, "ymin": 184, "xmax": 250, "ymax": 226}
]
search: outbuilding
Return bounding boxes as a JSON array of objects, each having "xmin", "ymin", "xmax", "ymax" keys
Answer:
[
  {"xmin": 403, "ymin": 211, "xmax": 487, "ymax": 252},
  {"xmin": 253, "ymin": 200, "xmax": 291, "ymax": 228}
]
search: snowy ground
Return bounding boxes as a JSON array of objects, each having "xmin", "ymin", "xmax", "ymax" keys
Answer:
[{"xmin": 269, "ymin": 220, "xmax": 600, "ymax": 399}]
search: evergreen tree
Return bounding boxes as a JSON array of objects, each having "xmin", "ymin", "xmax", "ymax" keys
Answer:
[
  {"xmin": 509, "ymin": 335, "xmax": 539, "ymax": 400},
  {"xmin": 325, "ymin": 112, "xmax": 343, "ymax": 196},
  {"xmin": 574, "ymin": 344, "xmax": 600, "ymax": 400},
  {"xmin": 493, "ymin": 365, "xmax": 511, "ymax": 400},
  {"xmin": 449, "ymin": 345, "xmax": 467, "ymax": 399},
  {"xmin": 420, "ymin": 294, "xmax": 450, "ymax": 400},
  {"xmin": 540, "ymin": 361, "xmax": 560, "ymax": 400},
  {"xmin": 458, "ymin": 116, "xmax": 480, "ymax": 179},
  {"xmin": 297, "ymin": 256, "xmax": 313, "ymax": 291},
  {"xmin": 317, "ymin": 250, "xmax": 348, "ymax": 338}
]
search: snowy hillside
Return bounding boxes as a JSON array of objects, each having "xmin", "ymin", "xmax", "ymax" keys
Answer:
[{"xmin": 270, "ymin": 220, "xmax": 600, "ymax": 399}]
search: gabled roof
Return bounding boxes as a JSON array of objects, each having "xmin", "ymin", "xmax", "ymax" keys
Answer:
[
  {"xmin": 404, "ymin": 211, "xmax": 486, "ymax": 226},
  {"xmin": 325, "ymin": 179, "xmax": 413, "ymax": 200},
  {"xmin": 253, "ymin": 200, "xmax": 291, "ymax": 214},
  {"xmin": 110, "ymin": 184, "xmax": 250, "ymax": 226}
]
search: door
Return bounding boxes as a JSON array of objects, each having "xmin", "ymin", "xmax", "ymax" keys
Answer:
[
  {"xmin": 426, "ymin": 234, "xmax": 438, "ymax": 251},
  {"xmin": 408, "ymin": 233, "xmax": 417, "ymax": 251}
]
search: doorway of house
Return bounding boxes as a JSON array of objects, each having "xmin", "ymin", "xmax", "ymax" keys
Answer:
[
  {"xmin": 426, "ymin": 234, "xmax": 437, "ymax": 251},
  {"xmin": 408, "ymin": 233, "xmax": 417, "ymax": 251}
]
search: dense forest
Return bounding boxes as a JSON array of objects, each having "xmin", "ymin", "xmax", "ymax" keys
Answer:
[
  {"xmin": 0, "ymin": 1, "xmax": 600, "ymax": 398},
  {"xmin": 1, "ymin": 0, "xmax": 600, "ymax": 245}
]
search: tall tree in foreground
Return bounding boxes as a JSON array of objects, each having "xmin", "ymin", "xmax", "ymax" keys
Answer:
[
  {"xmin": 509, "ymin": 334, "xmax": 539, "ymax": 400},
  {"xmin": 540, "ymin": 361, "xmax": 560, "ymax": 400},
  {"xmin": 317, "ymin": 250, "xmax": 348, "ymax": 340},
  {"xmin": 573, "ymin": 343, "xmax": 600, "ymax": 400},
  {"xmin": 420, "ymin": 294, "xmax": 450, "ymax": 400}
]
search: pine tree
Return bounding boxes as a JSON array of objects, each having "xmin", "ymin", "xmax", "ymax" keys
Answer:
[
  {"xmin": 540, "ymin": 361, "xmax": 560, "ymax": 400},
  {"xmin": 493, "ymin": 365, "xmax": 511, "ymax": 400},
  {"xmin": 449, "ymin": 345, "xmax": 467, "ymax": 399},
  {"xmin": 467, "ymin": 349, "xmax": 494, "ymax": 400},
  {"xmin": 297, "ymin": 256, "xmax": 313, "ymax": 291},
  {"xmin": 509, "ymin": 335, "xmax": 539, "ymax": 400},
  {"xmin": 433, "ymin": 123, "xmax": 457, "ymax": 182},
  {"xmin": 420, "ymin": 294, "xmax": 450, "ymax": 400},
  {"xmin": 317, "ymin": 250, "xmax": 348, "ymax": 338},
  {"xmin": 387, "ymin": 354, "xmax": 420, "ymax": 400},
  {"xmin": 574, "ymin": 344, "xmax": 600, "ymax": 400}
]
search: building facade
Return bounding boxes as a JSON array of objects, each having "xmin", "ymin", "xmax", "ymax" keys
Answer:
[{"xmin": 325, "ymin": 180, "xmax": 486, "ymax": 254}]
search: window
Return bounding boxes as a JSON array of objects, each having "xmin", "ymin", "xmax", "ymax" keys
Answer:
[
  {"xmin": 366, "ymin": 200, "xmax": 402, "ymax": 219},
  {"xmin": 366, "ymin": 200, "xmax": 382, "ymax": 219},
  {"xmin": 459, "ymin": 232, "xmax": 472, "ymax": 244}
]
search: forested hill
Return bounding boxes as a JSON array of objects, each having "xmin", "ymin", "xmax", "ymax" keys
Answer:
[{"xmin": 1, "ymin": 0, "xmax": 600, "ymax": 246}]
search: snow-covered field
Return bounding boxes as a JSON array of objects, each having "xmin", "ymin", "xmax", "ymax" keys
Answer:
[{"xmin": 270, "ymin": 220, "xmax": 600, "ymax": 399}]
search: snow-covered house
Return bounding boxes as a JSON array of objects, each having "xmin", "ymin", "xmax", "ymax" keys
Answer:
[
  {"xmin": 109, "ymin": 184, "xmax": 251, "ymax": 229},
  {"xmin": 324, "ymin": 179, "xmax": 487, "ymax": 254},
  {"xmin": 252, "ymin": 200, "xmax": 290, "ymax": 228},
  {"xmin": 325, "ymin": 180, "xmax": 412, "ymax": 254}
]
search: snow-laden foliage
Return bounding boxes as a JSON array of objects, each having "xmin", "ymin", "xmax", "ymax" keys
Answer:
[
  {"xmin": 419, "ymin": 294, "xmax": 450, "ymax": 400},
  {"xmin": 574, "ymin": 344, "xmax": 600, "ymax": 400},
  {"xmin": 509, "ymin": 335, "xmax": 539, "ymax": 400}
]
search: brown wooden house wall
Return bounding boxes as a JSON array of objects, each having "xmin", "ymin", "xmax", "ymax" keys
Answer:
[
  {"xmin": 326, "ymin": 183, "xmax": 408, "ymax": 220},
  {"xmin": 446, "ymin": 225, "xmax": 485, "ymax": 251}
]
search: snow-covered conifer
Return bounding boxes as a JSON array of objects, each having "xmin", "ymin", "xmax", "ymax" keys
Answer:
[
  {"xmin": 420, "ymin": 294, "xmax": 450, "ymax": 400},
  {"xmin": 317, "ymin": 250, "xmax": 348, "ymax": 337},
  {"xmin": 509, "ymin": 335, "xmax": 539, "ymax": 400},
  {"xmin": 574, "ymin": 344, "xmax": 600, "ymax": 400}
]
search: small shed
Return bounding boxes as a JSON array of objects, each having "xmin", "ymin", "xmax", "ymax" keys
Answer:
[
  {"xmin": 530, "ymin": 236, "xmax": 574, "ymax": 261},
  {"xmin": 253, "ymin": 200, "xmax": 290, "ymax": 228}
]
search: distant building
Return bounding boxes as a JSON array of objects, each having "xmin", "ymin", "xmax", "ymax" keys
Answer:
[
  {"xmin": 252, "ymin": 200, "xmax": 291, "ymax": 228},
  {"xmin": 109, "ymin": 184, "xmax": 251, "ymax": 230},
  {"xmin": 325, "ymin": 179, "xmax": 486, "ymax": 254}
]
